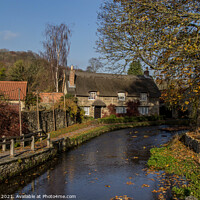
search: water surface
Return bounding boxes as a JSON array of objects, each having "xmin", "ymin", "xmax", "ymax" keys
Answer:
[{"xmin": 2, "ymin": 126, "xmax": 182, "ymax": 200}]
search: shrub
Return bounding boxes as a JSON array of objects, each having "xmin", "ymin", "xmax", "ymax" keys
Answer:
[
  {"xmin": 107, "ymin": 104, "xmax": 116, "ymax": 116},
  {"xmin": 98, "ymin": 114, "xmax": 165, "ymax": 124},
  {"xmin": 0, "ymin": 101, "xmax": 29, "ymax": 137},
  {"xmin": 25, "ymin": 92, "xmax": 41, "ymax": 110},
  {"xmin": 126, "ymin": 100, "xmax": 140, "ymax": 116},
  {"xmin": 54, "ymin": 94, "xmax": 84, "ymax": 122}
]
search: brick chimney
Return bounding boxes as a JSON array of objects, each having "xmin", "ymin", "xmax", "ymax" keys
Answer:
[
  {"xmin": 69, "ymin": 65, "xmax": 75, "ymax": 87},
  {"xmin": 144, "ymin": 67, "xmax": 149, "ymax": 77}
]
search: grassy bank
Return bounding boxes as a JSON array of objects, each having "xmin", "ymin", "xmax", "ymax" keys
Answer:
[
  {"xmin": 148, "ymin": 135, "xmax": 200, "ymax": 199},
  {"xmin": 49, "ymin": 118, "xmax": 190, "ymax": 139}
]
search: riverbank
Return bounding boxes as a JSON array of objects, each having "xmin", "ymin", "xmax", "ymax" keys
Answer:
[
  {"xmin": 0, "ymin": 119, "xmax": 190, "ymax": 183},
  {"xmin": 148, "ymin": 134, "xmax": 200, "ymax": 199}
]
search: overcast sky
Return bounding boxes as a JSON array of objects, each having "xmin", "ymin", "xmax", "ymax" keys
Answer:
[{"xmin": 0, "ymin": 0, "xmax": 104, "ymax": 70}]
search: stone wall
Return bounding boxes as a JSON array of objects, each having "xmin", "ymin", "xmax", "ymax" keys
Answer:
[
  {"xmin": 184, "ymin": 133, "xmax": 200, "ymax": 153},
  {"xmin": 0, "ymin": 148, "xmax": 57, "ymax": 182},
  {"xmin": 23, "ymin": 110, "xmax": 74, "ymax": 133},
  {"xmin": 77, "ymin": 96, "xmax": 159, "ymax": 118}
]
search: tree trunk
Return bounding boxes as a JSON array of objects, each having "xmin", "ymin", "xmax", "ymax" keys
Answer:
[{"xmin": 55, "ymin": 68, "xmax": 59, "ymax": 92}]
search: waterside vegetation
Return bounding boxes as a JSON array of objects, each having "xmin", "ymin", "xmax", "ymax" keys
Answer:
[{"xmin": 148, "ymin": 135, "xmax": 200, "ymax": 199}]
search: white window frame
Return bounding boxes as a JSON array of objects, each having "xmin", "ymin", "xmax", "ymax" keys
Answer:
[
  {"xmin": 138, "ymin": 107, "xmax": 149, "ymax": 115},
  {"xmin": 88, "ymin": 92, "xmax": 97, "ymax": 100},
  {"xmin": 116, "ymin": 107, "xmax": 127, "ymax": 114},
  {"xmin": 83, "ymin": 107, "xmax": 90, "ymax": 115},
  {"xmin": 140, "ymin": 93, "xmax": 148, "ymax": 101},
  {"xmin": 118, "ymin": 93, "xmax": 125, "ymax": 101}
]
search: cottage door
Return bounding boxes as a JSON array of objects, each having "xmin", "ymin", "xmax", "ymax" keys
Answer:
[{"xmin": 94, "ymin": 106, "xmax": 101, "ymax": 119}]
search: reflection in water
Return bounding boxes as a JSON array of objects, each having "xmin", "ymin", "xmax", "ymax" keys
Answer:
[{"xmin": 0, "ymin": 126, "xmax": 186, "ymax": 200}]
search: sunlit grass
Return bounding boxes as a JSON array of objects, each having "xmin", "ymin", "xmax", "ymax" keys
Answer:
[{"xmin": 148, "ymin": 136, "xmax": 200, "ymax": 199}]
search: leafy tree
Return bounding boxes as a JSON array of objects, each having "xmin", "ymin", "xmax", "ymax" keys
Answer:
[
  {"xmin": 86, "ymin": 57, "xmax": 103, "ymax": 72},
  {"xmin": 8, "ymin": 60, "xmax": 27, "ymax": 81},
  {"xmin": 0, "ymin": 50, "xmax": 55, "ymax": 92},
  {"xmin": 97, "ymin": 0, "xmax": 200, "ymax": 125},
  {"xmin": 0, "ymin": 67, "xmax": 6, "ymax": 80},
  {"xmin": 127, "ymin": 60, "xmax": 143, "ymax": 75},
  {"xmin": 42, "ymin": 23, "xmax": 71, "ymax": 92}
]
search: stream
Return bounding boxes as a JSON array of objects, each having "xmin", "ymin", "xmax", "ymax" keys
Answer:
[{"xmin": 0, "ymin": 125, "xmax": 186, "ymax": 200}]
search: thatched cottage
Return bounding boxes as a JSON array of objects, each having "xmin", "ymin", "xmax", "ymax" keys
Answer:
[{"xmin": 66, "ymin": 66, "xmax": 160, "ymax": 118}]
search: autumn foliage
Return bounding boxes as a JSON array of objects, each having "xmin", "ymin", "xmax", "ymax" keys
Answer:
[
  {"xmin": 0, "ymin": 101, "xmax": 29, "ymax": 137},
  {"xmin": 97, "ymin": 0, "xmax": 200, "ymax": 125},
  {"xmin": 102, "ymin": 101, "xmax": 140, "ymax": 118},
  {"xmin": 126, "ymin": 100, "xmax": 140, "ymax": 117}
]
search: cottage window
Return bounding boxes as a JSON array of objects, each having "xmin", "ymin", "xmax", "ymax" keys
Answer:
[
  {"xmin": 138, "ymin": 107, "xmax": 149, "ymax": 115},
  {"xmin": 116, "ymin": 107, "xmax": 127, "ymax": 114},
  {"xmin": 118, "ymin": 93, "xmax": 125, "ymax": 101},
  {"xmin": 89, "ymin": 92, "xmax": 96, "ymax": 100},
  {"xmin": 83, "ymin": 107, "xmax": 90, "ymax": 115},
  {"xmin": 140, "ymin": 93, "xmax": 147, "ymax": 101}
]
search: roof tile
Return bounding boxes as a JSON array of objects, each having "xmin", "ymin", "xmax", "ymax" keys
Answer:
[{"xmin": 0, "ymin": 81, "xmax": 27, "ymax": 100}]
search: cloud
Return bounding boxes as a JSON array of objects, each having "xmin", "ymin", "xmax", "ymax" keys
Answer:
[{"xmin": 0, "ymin": 30, "xmax": 18, "ymax": 40}]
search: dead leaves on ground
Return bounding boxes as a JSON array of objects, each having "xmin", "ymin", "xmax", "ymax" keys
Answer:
[{"xmin": 110, "ymin": 195, "xmax": 133, "ymax": 200}]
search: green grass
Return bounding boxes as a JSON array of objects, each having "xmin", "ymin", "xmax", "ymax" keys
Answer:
[
  {"xmin": 148, "ymin": 138, "xmax": 200, "ymax": 199},
  {"xmin": 50, "ymin": 121, "xmax": 95, "ymax": 138}
]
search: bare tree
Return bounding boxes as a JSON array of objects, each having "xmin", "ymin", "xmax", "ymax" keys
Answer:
[
  {"xmin": 42, "ymin": 23, "xmax": 71, "ymax": 92},
  {"xmin": 86, "ymin": 57, "xmax": 103, "ymax": 73}
]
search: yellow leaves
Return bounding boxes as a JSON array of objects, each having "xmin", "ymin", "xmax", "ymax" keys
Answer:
[
  {"xmin": 126, "ymin": 181, "xmax": 134, "ymax": 185},
  {"xmin": 141, "ymin": 16, "xmax": 149, "ymax": 21},
  {"xmin": 185, "ymin": 101, "xmax": 189, "ymax": 105},
  {"xmin": 105, "ymin": 185, "xmax": 110, "ymax": 188},
  {"xmin": 111, "ymin": 195, "xmax": 133, "ymax": 200},
  {"xmin": 133, "ymin": 156, "xmax": 138, "ymax": 159},
  {"xmin": 148, "ymin": 178, "xmax": 155, "ymax": 181},
  {"xmin": 142, "ymin": 184, "xmax": 150, "ymax": 188}
]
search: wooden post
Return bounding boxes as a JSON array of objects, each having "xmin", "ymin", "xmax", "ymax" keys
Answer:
[
  {"xmin": 47, "ymin": 133, "xmax": 51, "ymax": 148},
  {"xmin": 22, "ymin": 134, "xmax": 25, "ymax": 148},
  {"xmin": 52, "ymin": 93, "xmax": 56, "ymax": 131},
  {"xmin": 36, "ymin": 90, "xmax": 40, "ymax": 131},
  {"xmin": 63, "ymin": 93, "xmax": 67, "ymax": 127},
  {"xmin": 18, "ymin": 88, "xmax": 22, "ymax": 136},
  {"xmin": 2, "ymin": 136, "xmax": 6, "ymax": 151},
  {"xmin": 10, "ymin": 139, "xmax": 14, "ymax": 157},
  {"xmin": 31, "ymin": 136, "xmax": 35, "ymax": 151},
  {"xmin": 31, "ymin": 180, "xmax": 35, "ymax": 192}
]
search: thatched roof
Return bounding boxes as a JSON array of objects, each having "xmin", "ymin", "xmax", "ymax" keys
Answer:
[
  {"xmin": 92, "ymin": 99, "xmax": 106, "ymax": 107},
  {"xmin": 67, "ymin": 71, "xmax": 160, "ymax": 98}
]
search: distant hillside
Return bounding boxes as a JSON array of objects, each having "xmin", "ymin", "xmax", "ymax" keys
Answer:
[
  {"xmin": 0, "ymin": 49, "xmax": 54, "ymax": 92},
  {"xmin": 0, "ymin": 49, "xmax": 40, "ymax": 69}
]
